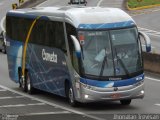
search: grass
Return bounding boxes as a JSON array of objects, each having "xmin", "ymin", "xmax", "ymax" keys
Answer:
[{"xmin": 128, "ymin": 0, "xmax": 160, "ymax": 8}]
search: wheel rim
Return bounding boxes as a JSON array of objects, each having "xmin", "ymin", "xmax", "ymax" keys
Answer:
[
  {"xmin": 27, "ymin": 75, "xmax": 31, "ymax": 91},
  {"xmin": 69, "ymin": 88, "xmax": 74, "ymax": 103}
]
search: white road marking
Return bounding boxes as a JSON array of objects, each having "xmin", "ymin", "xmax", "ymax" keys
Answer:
[
  {"xmin": 0, "ymin": 85, "xmax": 105, "ymax": 120},
  {"xmin": 15, "ymin": 96, "xmax": 26, "ymax": 98},
  {"xmin": 138, "ymin": 27, "xmax": 160, "ymax": 34},
  {"xmin": 146, "ymin": 33, "xmax": 160, "ymax": 37},
  {"xmin": 25, "ymin": 111, "xmax": 71, "ymax": 116},
  {"xmin": 0, "ymin": 89, "xmax": 7, "ymax": 92},
  {"xmin": 97, "ymin": 0, "xmax": 103, "ymax": 6},
  {"xmin": 0, "ymin": 1, "xmax": 5, "ymax": 6},
  {"xmin": 0, "ymin": 103, "xmax": 45, "ymax": 108},
  {"xmin": 138, "ymin": 27, "xmax": 160, "ymax": 37},
  {"xmin": 0, "ymin": 96, "xmax": 24, "ymax": 100},
  {"xmin": 27, "ymin": 103, "xmax": 45, "ymax": 106},
  {"xmin": 36, "ymin": 0, "xmax": 50, "ymax": 7},
  {"xmin": 142, "ymin": 44, "xmax": 155, "ymax": 49},
  {"xmin": 155, "ymin": 104, "xmax": 160, "ymax": 107},
  {"xmin": 145, "ymin": 77, "xmax": 160, "ymax": 82}
]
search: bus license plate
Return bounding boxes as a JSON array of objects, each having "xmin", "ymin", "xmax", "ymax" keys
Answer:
[{"xmin": 111, "ymin": 93, "xmax": 121, "ymax": 99}]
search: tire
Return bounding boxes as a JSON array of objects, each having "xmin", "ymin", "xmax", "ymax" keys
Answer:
[
  {"xmin": 120, "ymin": 99, "xmax": 131, "ymax": 105},
  {"xmin": 66, "ymin": 82, "xmax": 77, "ymax": 107},
  {"xmin": 18, "ymin": 69, "xmax": 22, "ymax": 88},
  {"xmin": 2, "ymin": 45, "xmax": 6, "ymax": 54},
  {"xmin": 26, "ymin": 72, "xmax": 34, "ymax": 94},
  {"xmin": 2, "ymin": 49, "xmax": 6, "ymax": 54},
  {"xmin": 21, "ymin": 76, "xmax": 27, "ymax": 92},
  {"xmin": 19, "ymin": 71, "xmax": 27, "ymax": 92}
]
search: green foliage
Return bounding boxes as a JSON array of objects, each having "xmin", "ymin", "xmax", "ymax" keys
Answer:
[{"xmin": 128, "ymin": 0, "xmax": 160, "ymax": 8}]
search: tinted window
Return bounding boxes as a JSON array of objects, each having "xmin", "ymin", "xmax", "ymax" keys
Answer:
[
  {"xmin": 6, "ymin": 16, "xmax": 66, "ymax": 50},
  {"xmin": 30, "ymin": 20, "xmax": 46, "ymax": 45},
  {"xmin": 6, "ymin": 16, "xmax": 33, "ymax": 42}
]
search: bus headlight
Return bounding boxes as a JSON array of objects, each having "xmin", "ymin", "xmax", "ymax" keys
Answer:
[
  {"xmin": 84, "ymin": 94, "xmax": 89, "ymax": 99},
  {"xmin": 75, "ymin": 82, "xmax": 80, "ymax": 89},
  {"xmin": 141, "ymin": 90, "xmax": 144, "ymax": 94},
  {"xmin": 81, "ymin": 83, "xmax": 95, "ymax": 90}
]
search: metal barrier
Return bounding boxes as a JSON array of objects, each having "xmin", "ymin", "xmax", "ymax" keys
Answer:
[{"xmin": 143, "ymin": 52, "xmax": 160, "ymax": 74}]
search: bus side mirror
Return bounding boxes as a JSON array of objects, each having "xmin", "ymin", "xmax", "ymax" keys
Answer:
[
  {"xmin": 139, "ymin": 31, "xmax": 151, "ymax": 52},
  {"xmin": 70, "ymin": 35, "xmax": 82, "ymax": 58}
]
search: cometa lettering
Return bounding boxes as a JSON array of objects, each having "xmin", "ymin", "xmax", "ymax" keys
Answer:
[{"xmin": 42, "ymin": 49, "xmax": 57, "ymax": 63}]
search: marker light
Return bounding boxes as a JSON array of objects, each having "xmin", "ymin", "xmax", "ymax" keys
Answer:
[
  {"xmin": 79, "ymin": 34, "xmax": 84, "ymax": 41},
  {"xmin": 84, "ymin": 95, "xmax": 89, "ymax": 99},
  {"xmin": 79, "ymin": 33, "xmax": 85, "ymax": 45},
  {"xmin": 141, "ymin": 90, "xmax": 144, "ymax": 94}
]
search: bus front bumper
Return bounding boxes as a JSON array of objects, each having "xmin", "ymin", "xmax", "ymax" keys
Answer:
[{"xmin": 76, "ymin": 81, "xmax": 144, "ymax": 103}]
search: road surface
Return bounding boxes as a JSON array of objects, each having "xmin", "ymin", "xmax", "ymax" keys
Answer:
[{"xmin": 0, "ymin": 0, "xmax": 160, "ymax": 120}]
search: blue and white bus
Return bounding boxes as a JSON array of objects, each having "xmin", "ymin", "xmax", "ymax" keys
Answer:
[{"xmin": 6, "ymin": 6, "xmax": 151, "ymax": 106}]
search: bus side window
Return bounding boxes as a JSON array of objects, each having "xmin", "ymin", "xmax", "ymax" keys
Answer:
[
  {"xmin": 6, "ymin": 16, "xmax": 12, "ymax": 39},
  {"xmin": 46, "ymin": 21, "xmax": 66, "ymax": 52},
  {"xmin": 55, "ymin": 22, "xmax": 66, "ymax": 51},
  {"xmin": 30, "ymin": 20, "xmax": 46, "ymax": 45},
  {"xmin": 66, "ymin": 23, "xmax": 79, "ymax": 73},
  {"xmin": 46, "ymin": 21, "xmax": 56, "ymax": 47}
]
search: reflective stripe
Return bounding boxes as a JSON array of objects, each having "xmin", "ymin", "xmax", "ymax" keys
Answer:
[
  {"xmin": 78, "ymin": 21, "xmax": 135, "ymax": 29},
  {"xmin": 80, "ymin": 74, "xmax": 144, "ymax": 88},
  {"xmin": 22, "ymin": 16, "xmax": 41, "ymax": 76}
]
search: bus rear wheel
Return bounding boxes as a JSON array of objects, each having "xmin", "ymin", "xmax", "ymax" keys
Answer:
[
  {"xmin": 20, "ymin": 74, "xmax": 27, "ymax": 92},
  {"xmin": 120, "ymin": 99, "xmax": 131, "ymax": 105},
  {"xmin": 26, "ymin": 72, "xmax": 34, "ymax": 94},
  {"xmin": 18, "ymin": 69, "xmax": 22, "ymax": 88}
]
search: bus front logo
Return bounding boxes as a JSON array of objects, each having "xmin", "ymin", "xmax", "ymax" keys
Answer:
[{"xmin": 42, "ymin": 49, "xmax": 57, "ymax": 63}]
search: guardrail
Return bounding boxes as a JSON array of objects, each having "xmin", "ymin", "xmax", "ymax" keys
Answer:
[
  {"xmin": 143, "ymin": 52, "xmax": 160, "ymax": 74},
  {"xmin": 12, "ymin": 0, "xmax": 25, "ymax": 9},
  {"xmin": 12, "ymin": 0, "xmax": 46, "ymax": 9}
]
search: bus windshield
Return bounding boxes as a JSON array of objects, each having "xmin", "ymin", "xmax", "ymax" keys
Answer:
[{"xmin": 79, "ymin": 27, "xmax": 142, "ymax": 78}]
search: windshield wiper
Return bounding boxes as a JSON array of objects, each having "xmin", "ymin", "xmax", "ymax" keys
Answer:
[
  {"xmin": 99, "ymin": 48, "xmax": 108, "ymax": 79},
  {"xmin": 115, "ymin": 48, "xmax": 130, "ymax": 77}
]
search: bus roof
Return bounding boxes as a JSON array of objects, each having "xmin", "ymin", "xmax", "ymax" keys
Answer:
[{"xmin": 7, "ymin": 6, "xmax": 136, "ymax": 29}]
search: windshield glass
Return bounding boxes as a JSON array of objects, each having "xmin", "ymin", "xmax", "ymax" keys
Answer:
[
  {"xmin": 79, "ymin": 27, "xmax": 142, "ymax": 78},
  {"xmin": 111, "ymin": 27, "xmax": 142, "ymax": 76}
]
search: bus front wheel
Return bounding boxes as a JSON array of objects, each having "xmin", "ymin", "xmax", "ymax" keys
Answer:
[
  {"xmin": 66, "ymin": 82, "xmax": 77, "ymax": 107},
  {"xmin": 120, "ymin": 99, "xmax": 131, "ymax": 105}
]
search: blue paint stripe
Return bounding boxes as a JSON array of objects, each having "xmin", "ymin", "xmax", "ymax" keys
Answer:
[
  {"xmin": 78, "ymin": 21, "xmax": 135, "ymax": 29},
  {"xmin": 80, "ymin": 74, "xmax": 144, "ymax": 88}
]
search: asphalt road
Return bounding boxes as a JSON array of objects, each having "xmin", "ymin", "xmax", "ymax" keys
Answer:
[
  {"xmin": 0, "ymin": 0, "xmax": 160, "ymax": 120},
  {"xmin": 0, "ymin": 0, "xmax": 18, "ymax": 31},
  {"xmin": 0, "ymin": 53, "xmax": 160, "ymax": 120},
  {"xmin": 131, "ymin": 9, "xmax": 160, "ymax": 54}
]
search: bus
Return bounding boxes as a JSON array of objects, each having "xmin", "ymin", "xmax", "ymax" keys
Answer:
[
  {"xmin": 68, "ymin": 0, "xmax": 87, "ymax": 6},
  {"xmin": 6, "ymin": 6, "xmax": 151, "ymax": 106}
]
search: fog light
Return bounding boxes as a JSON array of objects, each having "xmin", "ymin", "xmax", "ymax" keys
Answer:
[
  {"xmin": 84, "ymin": 94, "xmax": 89, "ymax": 99},
  {"xmin": 141, "ymin": 90, "xmax": 144, "ymax": 94}
]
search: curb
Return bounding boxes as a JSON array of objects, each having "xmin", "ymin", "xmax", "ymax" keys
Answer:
[
  {"xmin": 18, "ymin": 0, "xmax": 46, "ymax": 8},
  {"xmin": 126, "ymin": 1, "xmax": 160, "ymax": 11},
  {"xmin": 143, "ymin": 52, "xmax": 160, "ymax": 74}
]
